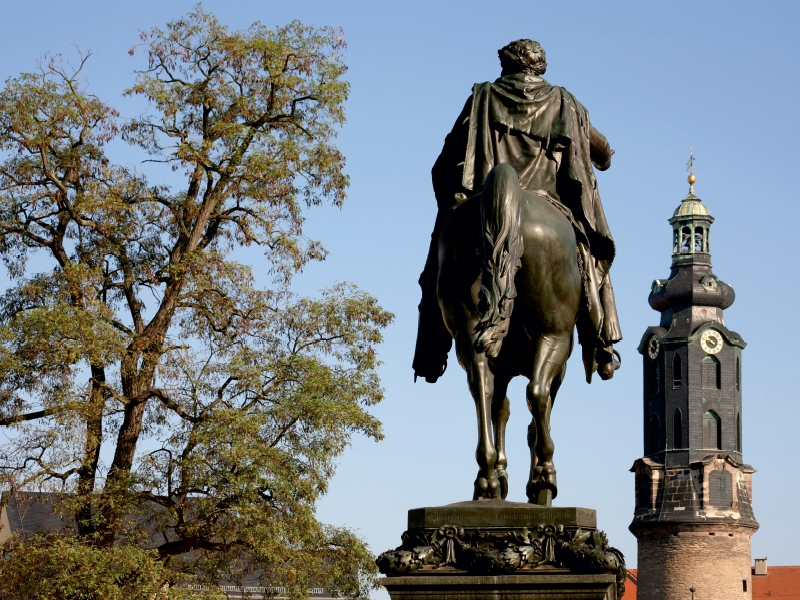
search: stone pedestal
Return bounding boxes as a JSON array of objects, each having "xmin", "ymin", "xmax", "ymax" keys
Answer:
[
  {"xmin": 377, "ymin": 500, "xmax": 626, "ymax": 600},
  {"xmin": 380, "ymin": 574, "xmax": 617, "ymax": 600},
  {"xmin": 408, "ymin": 501, "xmax": 597, "ymax": 530}
]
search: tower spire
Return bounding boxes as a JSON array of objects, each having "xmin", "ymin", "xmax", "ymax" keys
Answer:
[{"xmin": 631, "ymin": 164, "xmax": 757, "ymax": 600}]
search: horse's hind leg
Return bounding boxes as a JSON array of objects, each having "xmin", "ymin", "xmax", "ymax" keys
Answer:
[
  {"xmin": 454, "ymin": 330, "xmax": 500, "ymax": 500},
  {"xmin": 491, "ymin": 374, "xmax": 511, "ymax": 499},
  {"xmin": 525, "ymin": 333, "xmax": 572, "ymax": 506}
]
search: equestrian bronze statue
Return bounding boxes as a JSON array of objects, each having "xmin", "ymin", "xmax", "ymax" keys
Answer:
[{"xmin": 413, "ymin": 40, "xmax": 622, "ymax": 505}]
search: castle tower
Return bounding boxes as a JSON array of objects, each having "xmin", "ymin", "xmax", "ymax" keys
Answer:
[{"xmin": 630, "ymin": 166, "xmax": 758, "ymax": 600}]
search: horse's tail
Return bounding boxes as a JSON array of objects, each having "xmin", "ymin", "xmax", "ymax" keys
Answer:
[{"xmin": 474, "ymin": 164, "xmax": 524, "ymax": 357}]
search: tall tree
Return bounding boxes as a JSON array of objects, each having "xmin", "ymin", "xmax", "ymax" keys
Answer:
[{"xmin": 0, "ymin": 7, "xmax": 391, "ymax": 599}]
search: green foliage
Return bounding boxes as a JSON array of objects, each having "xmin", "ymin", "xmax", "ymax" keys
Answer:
[
  {"xmin": 0, "ymin": 532, "xmax": 194, "ymax": 600},
  {"xmin": 0, "ymin": 5, "xmax": 391, "ymax": 598}
]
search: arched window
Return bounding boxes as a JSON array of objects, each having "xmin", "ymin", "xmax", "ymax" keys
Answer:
[
  {"xmin": 648, "ymin": 414, "xmax": 661, "ymax": 455},
  {"xmin": 673, "ymin": 408, "xmax": 683, "ymax": 449},
  {"xmin": 703, "ymin": 410, "xmax": 721, "ymax": 450},
  {"xmin": 672, "ymin": 353, "xmax": 682, "ymax": 389},
  {"xmin": 673, "ymin": 229, "xmax": 679, "ymax": 254},
  {"xmin": 681, "ymin": 227, "xmax": 691, "ymax": 253},
  {"xmin": 736, "ymin": 357, "xmax": 741, "ymax": 392},
  {"xmin": 702, "ymin": 356, "xmax": 721, "ymax": 390},
  {"xmin": 694, "ymin": 227, "xmax": 704, "ymax": 252},
  {"xmin": 737, "ymin": 412, "xmax": 742, "ymax": 452}
]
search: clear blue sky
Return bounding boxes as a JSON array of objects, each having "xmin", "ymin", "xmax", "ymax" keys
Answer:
[{"xmin": 1, "ymin": 0, "xmax": 798, "ymax": 575}]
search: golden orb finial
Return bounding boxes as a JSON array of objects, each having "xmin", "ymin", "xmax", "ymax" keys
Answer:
[
  {"xmin": 686, "ymin": 147, "xmax": 696, "ymax": 193},
  {"xmin": 688, "ymin": 173, "xmax": 696, "ymax": 185}
]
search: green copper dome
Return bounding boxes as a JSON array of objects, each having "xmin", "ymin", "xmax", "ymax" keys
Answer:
[{"xmin": 672, "ymin": 191, "xmax": 710, "ymax": 218}]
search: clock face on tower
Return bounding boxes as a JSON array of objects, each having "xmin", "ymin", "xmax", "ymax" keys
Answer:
[
  {"xmin": 647, "ymin": 335, "xmax": 660, "ymax": 359},
  {"xmin": 700, "ymin": 329, "xmax": 723, "ymax": 354}
]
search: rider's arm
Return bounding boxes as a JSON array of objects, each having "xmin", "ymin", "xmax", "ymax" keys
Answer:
[
  {"xmin": 431, "ymin": 96, "xmax": 473, "ymax": 210},
  {"xmin": 589, "ymin": 125, "xmax": 614, "ymax": 171}
]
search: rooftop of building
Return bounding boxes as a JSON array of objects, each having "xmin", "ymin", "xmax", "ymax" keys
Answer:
[
  {"xmin": 621, "ymin": 565, "xmax": 800, "ymax": 599},
  {"xmin": 623, "ymin": 569, "xmax": 638, "ymax": 600},
  {"xmin": 752, "ymin": 565, "xmax": 800, "ymax": 599}
]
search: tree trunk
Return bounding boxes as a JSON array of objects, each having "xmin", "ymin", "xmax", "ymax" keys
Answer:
[{"xmin": 75, "ymin": 365, "xmax": 105, "ymax": 536}]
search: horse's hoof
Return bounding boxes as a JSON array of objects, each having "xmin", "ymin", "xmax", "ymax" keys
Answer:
[
  {"xmin": 527, "ymin": 467, "xmax": 558, "ymax": 504},
  {"xmin": 543, "ymin": 470, "xmax": 558, "ymax": 498},
  {"xmin": 526, "ymin": 483, "xmax": 557, "ymax": 505}
]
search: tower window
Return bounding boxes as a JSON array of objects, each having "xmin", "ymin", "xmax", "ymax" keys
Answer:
[
  {"xmin": 681, "ymin": 227, "xmax": 691, "ymax": 253},
  {"xmin": 702, "ymin": 355, "xmax": 721, "ymax": 390},
  {"xmin": 648, "ymin": 414, "xmax": 661, "ymax": 455},
  {"xmin": 703, "ymin": 410, "xmax": 721, "ymax": 450},
  {"xmin": 736, "ymin": 357, "xmax": 741, "ymax": 391},
  {"xmin": 635, "ymin": 472, "xmax": 652, "ymax": 511},
  {"xmin": 737, "ymin": 412, "xmax": 742, "ymax": 452},
  {"xmin": 672, "ymin": 353, "xmax": 682, "ymax": 388},
  {"xmin": 673, "ymin": 408, "xmax": 683, "ymax": 449},
  {"xmin": 694, "ymin": 227, "xmax": 704, "ymax": 252}
]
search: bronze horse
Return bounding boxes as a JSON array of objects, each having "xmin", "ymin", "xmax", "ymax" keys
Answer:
[{"xmin": 438, "ymin": 163, "xmax": 581, "ymax": 506}]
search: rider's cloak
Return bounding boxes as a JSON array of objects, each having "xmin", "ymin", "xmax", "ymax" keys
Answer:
[{"xmin": 428, "ymin": 73, "xmax": 622, "ymax": 379}]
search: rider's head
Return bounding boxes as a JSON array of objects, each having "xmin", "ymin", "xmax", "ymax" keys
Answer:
[{"xmin": 498, "ymin": 40, "xmax": 547, "ymax": 76}]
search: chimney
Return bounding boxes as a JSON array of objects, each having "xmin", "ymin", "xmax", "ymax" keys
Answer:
[{"xmin": 754, "ymin": 558, "xmax": 768, "ymax": 576}]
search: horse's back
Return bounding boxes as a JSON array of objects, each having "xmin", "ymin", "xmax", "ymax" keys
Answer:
[
  {"xmin": 436, "ymin": 183, "xmax": 582, "ymax": 350},
  {"xmin": 516, "ymin": 191, "xmax": 581, "ymax": 335}
]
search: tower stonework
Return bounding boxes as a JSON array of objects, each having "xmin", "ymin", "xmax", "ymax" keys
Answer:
[{"xmin": 630, "ymin": 178, "xmax": 758, "ymax": 600}]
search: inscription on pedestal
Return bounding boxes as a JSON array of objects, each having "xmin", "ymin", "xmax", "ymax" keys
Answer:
[{"xmin": 408, "ymin": 500, "xmax": 596, "ymax": 529}]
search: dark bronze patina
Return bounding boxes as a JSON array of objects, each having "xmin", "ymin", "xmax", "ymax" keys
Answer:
[
  {"xmin": 377, "ymin": 499, "xmax": 627, "ymax": 599},
  {"xmin": 413, "ymin": 40, "xmax": 622, "ymax": 504}
]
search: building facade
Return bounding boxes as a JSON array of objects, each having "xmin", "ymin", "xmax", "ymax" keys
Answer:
[{"xmin": 629, "ymin": 176, "xmax": 759, "ymax": 600}]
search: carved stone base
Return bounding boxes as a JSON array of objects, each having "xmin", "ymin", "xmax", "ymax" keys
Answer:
[
  {"xmin": 408, "ymin": 500, "xmax": 597, "ymax": 530},
  {"xmin": 377, "ymin": 500, "xmax": 626, "ymax": 600},
  {"xmin": 380, "ymin": 574, "xmax": 618, "ymax": 600}
]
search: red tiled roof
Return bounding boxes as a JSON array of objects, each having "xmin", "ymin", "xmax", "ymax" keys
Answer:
[
  {"xmin": 621, "ymin": 566, "xmax": 800, "ymax": 599},
  {"xmin": 752, "ymin": 566, "xmax": 800, "ymax": 598},
  {"xmin": 622, "ymin": 568, "xmax": 637, "ymax": 600}
]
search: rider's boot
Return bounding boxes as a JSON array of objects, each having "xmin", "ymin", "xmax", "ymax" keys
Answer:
[
  {"xmin": 412, "ymin": 213, "xmax": 454, "ymax": 383},
  {"xmin": 596, "ymin": 344, "xmax": 621, "ymax": 381},
  {"xmin": 412, "ymin": 297, "xmax": 451, "ymax": 383}
]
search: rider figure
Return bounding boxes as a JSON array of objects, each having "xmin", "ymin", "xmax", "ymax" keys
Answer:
[{"xmin": 413, "ymin": 39, "xmax": 622, "ymax": 384}]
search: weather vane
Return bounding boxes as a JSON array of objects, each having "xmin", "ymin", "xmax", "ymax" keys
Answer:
[{"xmin": 686, "ymin": 147, "xmax": 696, "ymax": 191}]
